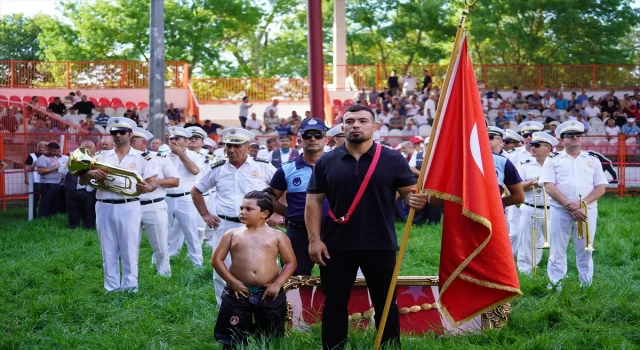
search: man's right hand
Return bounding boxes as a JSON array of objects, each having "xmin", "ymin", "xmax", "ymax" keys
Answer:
[
  {"xmin": 169, "ymin": 143, "xmax": 184, "ymax": 156},
  {"xmin": 309, "ymin": 239, "xmax": 330, "ymax": 267},
  {"xmin": 202, "ymin": 213, "xmax": 221, "ymax": 229},
  {"xmin": 88, "ymin": 169, "xmax": 108, "ymax": 181}
]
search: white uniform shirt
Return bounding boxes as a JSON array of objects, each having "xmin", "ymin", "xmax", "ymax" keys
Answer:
[
  {"xmin": 140, "ymin": 153, "xmax": 178, "ymax": 201},
  {"xmin": 214, "ymin": 148, "xmax": 225, "ymax": 158},
  {"xmin": 538, "ymin": 151, "xmax": 608, "ymax": 209},
  {"xmin": 517, "ymin": 159, "xmax": 544, "ymax": 204},
  {"xmin": 95, "ymin": 147, "xmax": 158, "ymax": 200},
  {"xmin": 195, "ymin": 157, "xmax": 276, "ymax": 217},
  {"xmin": 166, "ymin": 149, "xmax": 201, "ymax": 194},
  {"xmin": 511, "ymin": 147, "xmax": 533, "ymax": 168}
]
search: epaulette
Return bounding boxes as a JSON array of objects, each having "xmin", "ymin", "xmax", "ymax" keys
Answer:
[
  {"xmin": 141, "ymin": 151, "xmax": 152, "ymax": 161},
  {"xmin": 94, "ymin": 150, "xmax": 102, "ymax": 157},
  {"xmin": 210, "ymin": 159, "xmax": 226, "ymax": 169},
  {"xmin": 520, "ymin": 159, "xmax": 532, "ymax": 165},
  {"xmin": 548, "ymin": 151, "xmax": 559, "ymax": 158},
  {"xmin": 156, "ymin": 152, "xmax": 167, "ymax": 158},
  {"xmin": 586, "ymin": 151, "xmax": 599, "ymax": 158},
  {"xmin": 506, "ymin": 148, "xmax": 515, "ymax": 154},
  {"xmin": 255, "ymin": 158, "xmax": 270, "ymax": 164}
]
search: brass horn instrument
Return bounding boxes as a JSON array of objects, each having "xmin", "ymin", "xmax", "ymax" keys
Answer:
[
  {"xmin": 530, "ymin": 181, "xmax": 550, "ymax": 275},
  {"xmin": 68, "ymin": 147, "xmax": 143, "ymax": 197},
  {"xmin": 577, "ymin": 195, "xmax": 595, "ymax": 251}
]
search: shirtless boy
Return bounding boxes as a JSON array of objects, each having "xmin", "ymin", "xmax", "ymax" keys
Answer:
[{"xmin": 212, "ymin": 190, "xmax": 297, "ymax": 348}]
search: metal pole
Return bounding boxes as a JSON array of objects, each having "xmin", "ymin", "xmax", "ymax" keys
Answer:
[
  {"xmin": 307, "ymin": 0, "xmax": 325, "ymax": 120},
  {"xmin": 149, "ymin": 0, "xmax": 166, "ymax": 142}
]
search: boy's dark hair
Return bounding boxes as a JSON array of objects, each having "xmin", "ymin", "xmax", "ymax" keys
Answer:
[
  {"xmin": 343, "ymin": 104, "xmax": 376, "ymax": 122},
  {"xmin": 244, "ymin": 190, "xmax": 274, "ymax": 218},
  {"xmin": 47, "ymin": 142, "xmax": 60, "ymax": 149}
]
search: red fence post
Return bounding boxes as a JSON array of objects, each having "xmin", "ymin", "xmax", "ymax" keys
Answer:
[
  {"xmin": 591, "ymin": 64, "xmax": 597, "ymax": 89},
  {"xmin": 618, "ymin": 135, "xmax": 626, "ymax": 197},
  {"xmin": 65, "ymin": 62, "xmax": 71, "ymax": 89},
  {"xmin": 9, "ymin": 61, "xmax": 15, "ymax": 88},
  {"xmin": 183, "ymin": 63, "xmax": 189, "ymax": 88}
]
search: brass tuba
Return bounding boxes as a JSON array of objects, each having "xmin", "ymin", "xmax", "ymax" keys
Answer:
[
  {"xmin": 577, "ymin": 195, "xmax": 595, "ymax": 251},
  {"xmin": 68, "ymin": 147, "xmax": 143, "ymax": 197}
]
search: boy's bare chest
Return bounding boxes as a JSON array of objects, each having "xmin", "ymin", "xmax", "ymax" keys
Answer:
[{"xmin": 231, "ymin": 235, "xmax": 278, "ymax": 254}]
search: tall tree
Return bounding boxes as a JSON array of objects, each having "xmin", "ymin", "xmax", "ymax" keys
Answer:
[{"xmin": 0, "ymin": 14, "xmax": 43, "ymax": 61}]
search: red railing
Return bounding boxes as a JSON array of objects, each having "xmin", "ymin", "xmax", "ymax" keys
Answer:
[{"xmin": 0, "ymin": 60, "xmax": 189, "ymax": 89}]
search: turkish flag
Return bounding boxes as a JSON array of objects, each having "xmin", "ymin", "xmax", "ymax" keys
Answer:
[{"xmin": 422, "ymin": 34, "xmax": 522, "ymax": 324}]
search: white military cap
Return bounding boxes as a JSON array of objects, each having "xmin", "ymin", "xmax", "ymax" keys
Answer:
[
  {"xmin": 186, "ymin": 126, "xmax": 207, "ymax": 139},
  {"xmin": 530, "ymin": 131, "xmax": 558, "ymax": 147},
  {"xmin": 504, "ymin": 129, "xmax": 524, "ymax": 142},
  {"xmin": 221, "ymin": 127, "xmax": 255, "ymax": 144},
  {"xmin": 326, "ymin": 123, "xmax": 344, "ymax": 137},
  {"xmin": 488, "ymin": 126, "xmax": 506, "ymax": 138},
  {"xmin": 131, "ymin": 127, "xmax": 153, "ymax": 140},
  {"xmin": 107, "ymin": 117, "xmax": 136, "ymax": 131},
  {"xmin": 204, "ymin": 138, "xmax": 216, "ymax": 147},
  {"xmin": 556, "ymin": 120, "xmax": 585, "ymax": 137},
  {"xmin": 158, "ymin": 144, "xmax": 170, "ymax": 153},
  {"xmin": 168, "ymin": 126, "xmax": 192, "ymax": 139},
  {"xmin": 518, "ymin": 121, "xmax": 544, "ymax": 133},
  {"xmin": 549, "ymin": 121, "xmax": 561, "ymax": 127}
]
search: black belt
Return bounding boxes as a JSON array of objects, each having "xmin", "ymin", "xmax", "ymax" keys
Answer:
[
  {"xmin": 166, "ymin": 192, "xmax": 191, "ymax": 198},
  {"xmin": 286, "ymin": 220, "xmax": 306, "ymax": 229},
  {"xmin": 97, "ymin": 198, "xmax": 140, "ymax": 204},
  {"xmin": 523, "ymin": 202, "xmax": 549, "ymax": 209},
  {"xmin": 141, "ymin": 197, "xmax": 164, "ymax": 205},
  {"xmin": 219, "ymin": 215, "xmax": 241, "ymax": 223}
]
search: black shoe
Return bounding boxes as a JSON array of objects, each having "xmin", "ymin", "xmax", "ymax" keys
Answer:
[{"xmin": 609, "ymin": 179, "xmax": 619, "ymax": 184}]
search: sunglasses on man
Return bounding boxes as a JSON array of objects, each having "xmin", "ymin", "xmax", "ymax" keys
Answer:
[
  {"xmin": 521, "ymin": 133, "xmax": 533, "ymax": 138},
  {"xmin": 530, "ymin": 142, "xmax": 549, "ymax": 148},
  {"xmin": 563, "ymin": 133, "xmax": 583, "ymax": 139},
  {"xmin": 301, "ymin": 132, "xmax": 325, "ymax": 140},
  {"xmin": 488, "ymin": 134, "xmax": 502, "ymax": 141},
  {"xmin": 109, "ymin": 130, "xmax": 128, "ymax": 136},
  {"xmin": 504, "ymin": 140, "xmax": 519, "ymax": 145}
]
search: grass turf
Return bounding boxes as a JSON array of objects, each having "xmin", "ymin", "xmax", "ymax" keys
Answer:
[{"xmin": 1, "ymin": 195, "xmax": 640, "ymax": 349}]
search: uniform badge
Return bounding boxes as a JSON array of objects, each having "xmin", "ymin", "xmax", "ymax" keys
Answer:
[
  {"xmin": 293, "ymin": 177, "xmax": 302, "ymax": 186},
  {"xmin": 230, "ymin": 316, "xmax": 239, "ymax": 325},
  {"xmin": 230, "ymin": 129, "xmax": 236, "ymax": 134},
  {"xmin": 251, "ymin": 170, "xmax": 259, "ymax": 177},
  {"xmin": 308, "ymin": 119, "xmax": 317, "ymax": 125},
  {"xmin": 114, "ymin": 119, "xmax": 120, "ymax": 123},
  {"xmin": 129, "ymin": 163, "xmax": 136, "ymax": 169},
  {"xmin": 587, "ymin": 162, "xmax": 593, "ymax": 168}
]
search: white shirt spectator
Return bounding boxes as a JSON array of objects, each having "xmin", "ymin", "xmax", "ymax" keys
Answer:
[
  {"xmin": 405, "ymin": 102, "xmax": 419, "ymax": 116},
  {"xmin": 239, "ymin": 102, "xmax": 250, "ymax": 118},
  {"xmin": 488, "ymin": 97, "xmax": 503, "ymax": 110},
  {"xmin": 584, "ymin": 105, "xmax": 601, "ymax": 118},
  {"xmin": 402, "ymin": 125, "xmax": 418, "ymax": 137},
  {"xmin": 245, "ymin": 118, "xmax": 262, "ymax": 130},
  {"xmin": 376, "ymin": 124, "xmax": 390, "ymax": 137},
  {"xmin": 542, "ymin": 97, "xmax": 556, "ymax": 109},
  {"xmin": 413, "ymin": 113, "xmax": 428, "ymax": 126},
  {"xmin": 605, "ymin": 125, "xmax": 620, "ymax": 138},
  {"xmin": 402, "ymin": 76, "xmax": 418, "ymax": 93},
  {"xmin": 264, "ymin": 105, "xmax": 278, "ymax": 118},
  {"xmin": 377, "ymin": 112, "xmax": 392, "ymax": 125},
  {"xmin": 423, "ymin": 98, "xmax": 436, "ymax": 120}
]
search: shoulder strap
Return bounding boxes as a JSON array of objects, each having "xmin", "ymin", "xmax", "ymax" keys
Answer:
[{"xmin": 328, "ymin": 143, "xmax": 382, "ymax": 224}]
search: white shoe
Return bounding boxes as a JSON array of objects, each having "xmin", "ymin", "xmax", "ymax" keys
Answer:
[{"xmin": 547, "ymin": 282, "xmax": 562, "ymax": 292}]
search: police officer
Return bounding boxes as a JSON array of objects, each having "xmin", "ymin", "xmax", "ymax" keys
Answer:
[
  {"xmin": 165, "ymin": 126, "xmax": 203, "ymax": 267},
  {"xmin": 192, "ymin": 127, "xmax": 277, "ymax": 306},
  {"xmin": 79, "ymin": 118, "xmax": 157, "ymax": 292},
  {"xmin": 488, "ymin": 127, "xmax": 524, "ymax": 209},
  {"xmin": 267, "ymin": 118, "xmax": 327, "ymax": 275},
  {"xmin": 516, "ymin": 132, "xmax": 557, "ymax": 275},
  {"xmin": 130, "ymin": 127, "xmax": 179, "ymax": 277},
  {"xmin": 539, "ymin": 121, "xmax": 607, "ymax": 290}
]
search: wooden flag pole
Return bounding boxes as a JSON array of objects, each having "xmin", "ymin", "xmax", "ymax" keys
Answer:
[{"xmin": 373, "ymin": 10, "xmax": 470, "ymax": 350}]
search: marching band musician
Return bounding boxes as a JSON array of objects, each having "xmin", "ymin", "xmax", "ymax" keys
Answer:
[
  {"xmin": 503, "ymin": 129, "xmax": 523, "ymax": 158},
  {"xmin": 516, "ymin": 132, "xmax": 557, "ymax": 275},
  {"xmin": 539, "ymin": 121, "xmax": 607, "ymax": 290},
  {"xmin": 165, "ymin": 127, "xmax": 203, "ymax": 267},
  {"xmin": 191, "ymin": 128, "xmax": 277, "ymax": 307},
  {"xmin": 185, "ymin": 126, "xmax": 215, "ymax": 245},
  {"xmin": 79, "ymin": 118, "xmax": 158, "ymax": 292},
  {"xmin": 325, "ymin": 123, "xmax": 345, "ymax": 151},
  {"xmin": 130, "ymin": 127, "xmax": 179, "ymax": 277}
]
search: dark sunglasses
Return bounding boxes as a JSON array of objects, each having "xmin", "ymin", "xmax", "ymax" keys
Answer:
[
  {"xmin": 110, "ymin": 130, "xmax": 128, "ymax": 136},
  {"xmin": 522, "ymin": 133, "xmax": 533, "ymax": 138},
  {"xmin": 188, "ymin": 136, "xmax": 202, "ymax": 141},
  {"xmin": 563, "ymin": 133, "xmax": 583, "ymax": 139},
  {"xmin": 301, "ymin": 133, "xmax": 325, "ymax": 140},
  {"xmin": 530, "ymin": 143, "xmax": 545, "ymax": 148},
  {"xmin": 489, "ymin": 135, "xmax": 501, "ymax": 141},
  {"xmin": 504, "ymin": 140, "xmax": 519, "ymax": 144}
]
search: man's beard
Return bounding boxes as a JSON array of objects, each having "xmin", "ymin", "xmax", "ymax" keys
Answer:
[{"xmin": 347, "ymin": 133, "xmax": 370, "ymax": 144}]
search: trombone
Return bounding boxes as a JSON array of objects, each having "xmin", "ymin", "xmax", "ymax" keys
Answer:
[
  {"xmin": 530, "ymin": 181, "xmax": 550, "ymax": 275},
  {"xmin": 577, "ymin": 195, "xmax": 595, "ymax": 251}
]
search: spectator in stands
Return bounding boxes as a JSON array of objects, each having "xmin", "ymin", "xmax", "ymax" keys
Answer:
[
  {"xmin": 47, "ymin": 97, "xmax": 67, "ymax": 116},
  {"xmin": 388, "ymin": 110, "xmax": 404, "ymax": 130},
  {"xmin": 85, "ymin": 120, "xmax": 101, "ymax": 143},
  {"xmin": 244, "ymin": 114, "xmax": 262, "ymax": 132},
  {"xmin": 166, "ymin": 102, "xmax": 182, "ymax": 122},
  {"xmin": 150, "ymin": 138, "xmax": 162, "ymax": 152},
  {"xmin": 577, "ymin": 114, "xmax": 590, "ymax": 132},
  {"xmin": 274, "ymin": 118, "xmax": 293, "ymax": 137},
  {"xmin": 521, "ymin": 111, "xmax": 537, "ymax": 123},
  {"xmin": 405, "ymin": 97, "xmax": 419, "ymax": 117},
  {"xmin": 264, "ymin": 99, "xmax": 279, "ymax": 119},
  {"xmin": 36, "ymin": 142, "xmax": 61, "ymax": 218},
  {"xmin": 543, "ymin": 103, "xmax": 560, "ymax": 123},
  {"xmin": 74, "ymin": 91, "xmax": 82, "ymax": 103},
  {"xmin": 0, "ymin": 109, "xmax": 18, "ymax": 132},
  {"xmin": 11, "ymin": 106, "xmax": 23, "ymax": 123},
  {"xmin": 355, "ymin": 86, "xmax": 367, "ymax": 102},
  {"xmin": 239, "ymin": 96, "xmax": 253, "ymax": 128},
  {"xmin": 548, "ymin": 121, "xmax": 560, "ymax": 137},
  {"xmin": 400, "ymin": 141, "xmax": 415, "ymax": 162},
  {"xmin": 503, "ymin": 102, "xmax": 518, "ymax": 123},
  {"xmin": 101, "ymin": 136, "xmax": 114, "ymax": 151},
  {"xmin": 269, "ymin": 135, "xmax": 298, "ymax": 168},
  {"xmin": 555, "ymin": 93, "xmax": 569, "ymax": 110},
  {"xmin": 183, "ymin": 116, "xmax": 201, "ymax": 129},
  {"xmin": 0, "ymin": 159, "xmax": 6, "ymax": 171},
  {"xmin": 31, "ymin": 119, "xmax": 49, "ymax": 135},
  {"xmin": 202, "ymin": 119, "xmax": 224, "ymax": 135},
  {"xmin": 575, "ymin": 89, "xmax": 589, "ymax": 106},
  {"xmin": 402, "ymin": 120, "xmax": 418, "ymax": 137},
  {"xmin": 123, "ymin": 109, "xmax": 140, "ymax": 126},
  {"xmin": 516, "ymin": 103, "xmax": 530, "ymax": 120},
  {"xmin": 368, "ymin": 87, "xmax": 379, "ymax": 105},
  {"xmin": 621, "ymin": 118, "xmax": 640, "ymax": 136},
  {"xmin": 422, "ymin": 70, "xmax": 432, "ymax": 93},
  {"xmin": 601, "ymin": 100, "xmax": 617, "ymax": 119},
  {"xmin": 480, "ymin": 91, "xmax": 488, "ymax": 112},
  {"xmin": 542, "ymin": 93, "xmax": 556, "ymax": 110},
  {"xmin": 392, "ymin": 99, "xmax": 406, "ymax": 116},
  {"xmin": 413, "ymin": 105, "xmax": 428, "ymax": 127},
  {"xmin": 488, "ymin": 93, "xmax": 503, "ymax": 110},
  {"xmin": 375, "ymin": 120, "xmax": 389, "ymax": 137},
  {"xmin": 495, "ymin": 110, "xmax": 509, "ymax": 130},
  {"xmin": 585, "ymin": 100, "xmax": 602, "ymax": 119},
  {"xmin": 72, "ymin": 95, "xmax": 96, "ymax": 116},
  {"xmin": 511, "ymin": 92, "xmax": 526, "ymax": 109},
  {"xmin": 527, "ymin": 91, "xmax": 543, "ymax": 110},
  {"xmin": 64, "ymin": 92, "xmax": 75, "ymax": 105},
  {"xmin": 568, "ymin": 91, "xmax": 578, "ymax": 110},
  {"xmin": 264, "ymin": 109, "xmax": 279, "ymax": 132},
  {"xmin": 287, "ymin": 111, "xmax": 302, "ymax": 132},
  {"xmin": 387, "ymin": 70, "xmax": 399, "ymax": 96},
  {"xmin": 401, "ymin": 72, "xmax": 418, "ymax": 97},
  {"xmin": 503, "ymin": 87, "xmax": 518, "ymax": 102},
  {"xmin": 63, "ymin": 107, "xmax": 81, "ymax": 125},
  {"xmin": 95, "ymin": 109, "xmax": 110, "ymax": 127},
  {"xmin": 605, "ymin": 118, "xmax": 620, "ymax": 140},
  {"xmin": 623, "ymin": 99, "xmax": 639, "ymax": 121},
  {"xmin": 377, "ymin": 109, "xmax": 392, "ymax": 126}
]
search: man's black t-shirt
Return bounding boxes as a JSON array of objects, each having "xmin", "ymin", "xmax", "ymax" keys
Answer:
[
  {"xmin": 422, "ymin": 75, "xmax": 432, "ymax": 90},
  {"xmin": 387, "ymin": 76, "xmax": 399, "ymax": 89},
  {"xmin": 72, "ymin": 101, "xmax": 96, "ymax": 115},
  {"xmin": 307, "ymin": 143, "xmax": 416, "ymax": 251},
  {"xmin": 47, "ymin": 102, "xmax": 67, "ymax": 115}
]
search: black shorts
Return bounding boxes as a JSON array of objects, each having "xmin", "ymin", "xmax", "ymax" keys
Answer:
[{"xmin": 214, "ymin": 284, "xmax": 287, "ymax": 346}]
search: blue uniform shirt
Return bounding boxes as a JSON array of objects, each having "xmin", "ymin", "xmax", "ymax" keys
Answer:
[
  {"xmin": 493, "ymin": 153, "xmax": 521, "ymax": 195},
  {"xmin": 270, "ymin": 156, "xmax": 328, "ymax": 222}
]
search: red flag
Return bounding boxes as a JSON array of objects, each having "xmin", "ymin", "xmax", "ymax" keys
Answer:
[{"xmin": 422, "ymin": 34, "xmax": 522, "ymax": 324}]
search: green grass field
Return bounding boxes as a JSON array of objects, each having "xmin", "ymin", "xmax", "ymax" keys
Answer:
[{"xmin": 2, "ymin": 195, "xmax": 640, "ymax": 349}]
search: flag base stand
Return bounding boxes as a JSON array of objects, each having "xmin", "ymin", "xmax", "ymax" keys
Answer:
[{"xmin": 283, "ymin": 275, "xmax": 511, "ymax": 334}]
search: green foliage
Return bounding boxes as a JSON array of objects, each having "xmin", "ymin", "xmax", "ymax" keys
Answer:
[
  {"xmin": 1, "ymin": 195, "xmax": 640, "ymax": 348},
  {"xmin": 0, "ymin": 14, "xmax": 43, "ymax": 61}
]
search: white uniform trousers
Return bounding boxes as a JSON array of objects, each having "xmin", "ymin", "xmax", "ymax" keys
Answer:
[
  {"xmin": 210, "ymin": 218, "xmax": 243, "ymax": 307},
  {"xmin": 96, "ymin": 201, "xmax": 142, "ymax": 292},
  {"xmin": 203, "ymin": 192, "xmax": 218, "ymax": 247},
  {"xmin": 547, "ymin": 206, "xmax": 598, "ymax": 286},
  {"xmin": 140, "ymin": 200, "xmax": 171, "ymax": 276},
  {"xmin": 507, "ymin": 205, "xmax": 521, "ymax": 255},
  {"xmin": 517, "ymin": 205, "xmax": 546, "ymax": 275},
  {"xmin": 166, "ymin": 195, "xmax": 203, "ymax": 267}
]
